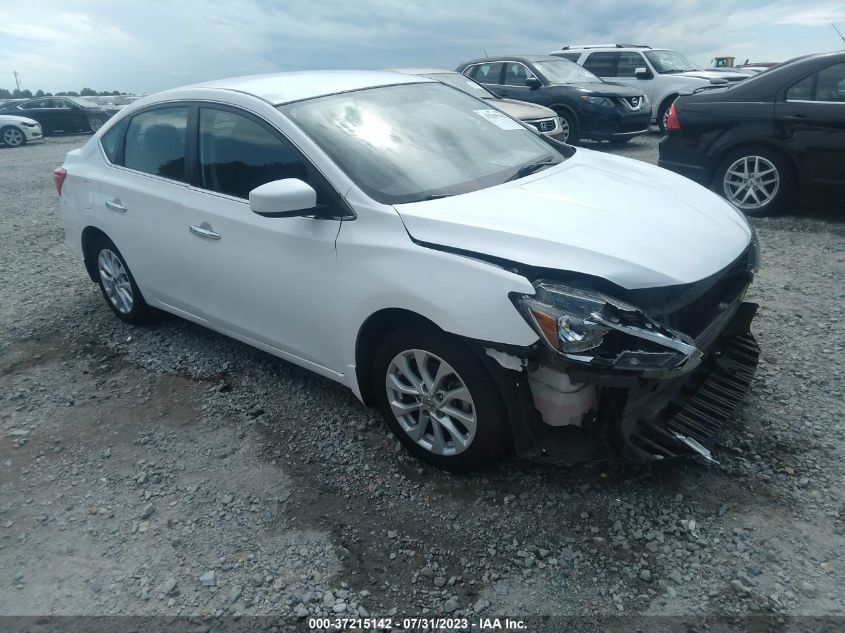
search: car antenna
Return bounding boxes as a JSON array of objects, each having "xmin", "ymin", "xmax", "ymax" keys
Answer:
[{"xmin": 833, "ymin": 23, "xmax": 845, "ymax": 44}]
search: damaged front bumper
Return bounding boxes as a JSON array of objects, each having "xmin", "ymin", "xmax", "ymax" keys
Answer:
[{"xmin": 480, "ymin": 300, "xmax": 759, "ymax": 466}]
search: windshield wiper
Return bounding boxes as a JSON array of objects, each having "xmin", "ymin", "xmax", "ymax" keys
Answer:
[{"xmin": 506, "ymin": 157, "xmax": 558, "ymax": 182}]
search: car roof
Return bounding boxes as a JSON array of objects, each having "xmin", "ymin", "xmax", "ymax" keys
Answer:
[
  {"xmin": 460, "ymin": 55, "xmax": 567, "ymax": 65},
  {"xmin": 390, "ymin": 68, "xmax": 456, "ymax": 75},
  {"xmin": 172, "ymin": 70, "xmax": 431, "ymax": 105}
]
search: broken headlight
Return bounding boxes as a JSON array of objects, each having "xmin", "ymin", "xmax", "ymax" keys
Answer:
[{"xmin": 517, "ymin": 282, "xmax": 702, "ymax": 374}]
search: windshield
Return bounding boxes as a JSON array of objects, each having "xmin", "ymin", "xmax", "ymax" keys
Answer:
[
  {"xmin": 532, "ymin": 60, "xmax": 600, "ymax": 84},
  {"xmin": 280, "ymin": 82, "xmax": 564, "ymax": 204},
  {"xmin": 426, "ymin": 73, "xmax": 495, "ymax": 98},
  {"xmin": 645, "ymin": 50, "xmax": 697, "ymax": 74}
]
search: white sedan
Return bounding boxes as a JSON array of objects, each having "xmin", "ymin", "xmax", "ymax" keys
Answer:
[
  {"xmin": 56, "ymin": 71, "xmax": 760, "ymax": 471},
  {"xmin": 0, "ymin": 114, "xmax": 42, "ymax": 147}
]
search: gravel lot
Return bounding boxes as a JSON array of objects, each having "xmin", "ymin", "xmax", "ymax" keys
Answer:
[{"xmin": 1, "ymin": 133, "xmax": 843, "ymax": 629}]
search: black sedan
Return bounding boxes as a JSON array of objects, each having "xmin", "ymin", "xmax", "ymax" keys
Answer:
[
  {"xmin": 0, "ymin": 96, "xmax": 112, "ymax": 135},
  {"xmin": 455, "ymin": 55, "xmax": 651, "ymax": 143},
  {"xmin": 659, "ymin": 50, "xmax": 845, "ymax": 215}
]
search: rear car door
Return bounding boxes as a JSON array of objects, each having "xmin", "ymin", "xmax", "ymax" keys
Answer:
[
  {"xmin": 95, "ymin": 105, "xmax": 200, "ymax": 315},
  {"xmin": 464, "ymin": 62, "xmax": 505, "ymax": 96},
  {"xmin": 778, "ymin": 61, "xmax": 845, "ymax": 187},
  {"xmin": 181, "ymin": 105, "xmax": 344, "ymax": 370},
  {"xmin": 16, "ymin": 99, "xmax": 53, "ymax": 131}
]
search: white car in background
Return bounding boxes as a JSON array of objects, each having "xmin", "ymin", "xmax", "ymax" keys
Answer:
[
  {"xmin": 0, "ymin": 114, "xmax": 42, "ymax": 147},
  {"xmin": 550, "ymin": 45, "xmax": 748, "ymax": 131},
  {"xmin": 56, "ymin": 71, "xmax": 760, "ymax": 471}
]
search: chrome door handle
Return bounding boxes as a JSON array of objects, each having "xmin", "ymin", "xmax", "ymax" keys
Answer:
[
  {"xmin": 189, "ymin": 224, "xmax": 221, "ymax": 240},
  {"xmin": 105, "ymin": 199, "xmax": 127, "ymax": 212}
]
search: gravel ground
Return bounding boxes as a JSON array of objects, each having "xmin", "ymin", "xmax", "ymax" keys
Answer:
[{"xmin": 1, "ymin": 133, "xmax": 843, "ymax": 630}]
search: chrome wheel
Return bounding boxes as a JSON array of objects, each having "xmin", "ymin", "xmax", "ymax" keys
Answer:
[
  {"xmin": 559, "ymin": 117, "xmax": 570, "ymax": 142},
  {"xmin": 89, "ymin": 118, "xmax": 105, "ymax": 133},
  {"xmin": 385, "ymin": 349, "xmax": 477, "ymax": 456},
  {"xmin": 2, "ymin": 127, "xmax": 24, "ymax": 147},
  {"xmin": 97, "ymin": 249, "xmax": 133, "ymax": 314},
  {"xmin": 723, "ymin": 155, "xmax": 780, "ymax": 210}
]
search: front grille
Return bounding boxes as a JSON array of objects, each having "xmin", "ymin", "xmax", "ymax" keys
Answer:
[
  {"xmin": 626, "ymin": 330, "xmax": 759, "ymax": 460},
  {"xmin": 527, "ymin": 118, "xmax": 556, "ymax": 133},
  {"xmin": 618, "ymin": 96, "xmax": 644, "ymax": 110}
]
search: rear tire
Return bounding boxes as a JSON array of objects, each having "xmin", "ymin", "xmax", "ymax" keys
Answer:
[
  {"xmin": 88, "ymin": 235, "xmax": 154, "ymax": 324},
  {"xmin": 89, "ymin": 117, "xmax": 106, "ymax": 133},
  {"xmin": 1, "ymin": 126, "xmax": 26, "ymax": 148},
  {"xmin": 373, "ymin": 326, "xmax": 511, "ymax": 472},
  {"xmin": 714, "ymin": 146, "xmax": 796, "ymax": 216}
]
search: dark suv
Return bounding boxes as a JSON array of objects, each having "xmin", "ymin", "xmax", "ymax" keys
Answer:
[{"xmin": 455, "ymin": 55, "xmax": 651, "ymax": 143}]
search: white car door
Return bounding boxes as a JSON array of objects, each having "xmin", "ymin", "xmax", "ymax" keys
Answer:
[
  {"xmin": 179, "ymin": 105, "xmax": 345, "ymax": 373},
  {"xmin": 95, "ymin": 105, "xmax": 205, "ymax": 317}
]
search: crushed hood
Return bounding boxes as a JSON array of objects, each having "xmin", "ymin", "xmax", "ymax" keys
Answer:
[{"xmin": 394, "ymin": 149, "xmax": 752, "ymax": 290}]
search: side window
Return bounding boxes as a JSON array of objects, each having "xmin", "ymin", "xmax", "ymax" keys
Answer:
[
  {"xmin": 472, "ymin": 63, "xmax": 505, "ymax": 85},
  {"xmin": 124, "ymin": 107, "xmax": 189, "ymax": 182},
  {"xmin": 18, "ymin": 99, "xmax": 44, "ymax": 109},
  {"xmin": 503, "ymin": 63, "xmax": 537, "ymax": 86},
  {"xmin": 617, "ymin": 52, "xmax": 645, "ymax": 78},
  {"xmin": 786, "ymin": 75, "xmax": 814, "ymax": 101},
  {"xmin": 101, "ymin": 118, "xmax": 129, "ymax": 164},
  {"xmin": 583, "ymin": 52, "xmax": 620, "ymax": 77},
  {"xmin": 198, "ymin": 108, "xmax": 308, "ymax": 199},
  {"xmin": 815, "ymin": 62, "xmax": 845, "ymax": 102}
]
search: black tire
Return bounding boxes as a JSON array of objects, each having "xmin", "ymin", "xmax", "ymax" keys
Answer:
[
  {"xmin": 714, "ymin": 146, "xmax": 796, "ymax": 217},
  {"xmin": 657, "ymin": 97, "xmax": 676, "ymax": 133},
  {"xmin": 1, "ymin": 125, "xmax": 26, "ymax": 148},
  {"xmin": 88, "ymin": 235, "xmax": 154, "ymax": 324},
  {"xmin": 556, "ymin": 109, "xmax": 579, "ymax": 144},
  {"xmin": 373, "ymin": 326, "xmax": 511, "ymax": 472}
]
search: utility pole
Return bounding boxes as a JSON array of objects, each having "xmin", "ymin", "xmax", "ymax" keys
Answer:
[
  {"xmin": 13, "ymin": 70, "xmax": 21, "ymax": 91},
  {"xmin": 833, "ymin": 23, "xmax": 845, "ymax": 44}
]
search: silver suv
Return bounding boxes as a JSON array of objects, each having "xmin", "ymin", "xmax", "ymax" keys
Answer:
[{"xmin": 550, "ymin": 44, "xmax": 748, "ymax": 131}]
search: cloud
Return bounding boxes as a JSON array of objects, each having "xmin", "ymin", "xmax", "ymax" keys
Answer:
[{"xmin": 0, "ymin": 0, "xmax": 840, "ymax": 94}]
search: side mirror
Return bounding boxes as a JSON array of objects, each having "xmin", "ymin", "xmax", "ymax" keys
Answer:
[
  {"xmin": 634, "ymin": 67, "xmax": 652, "ymax": 80},
  {"xmin": 249, "ymin": 179, "xmax": 317, "ymax": 218},
  {"xmin": 525, "ymin": 77, "xmax": 542, "ymax": 90}
]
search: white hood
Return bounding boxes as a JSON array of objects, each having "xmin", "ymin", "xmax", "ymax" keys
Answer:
[
  {"xmin": 394, "ymin": 149, "xmax": 752, "ymax": 290},
  {"xmin": 679, "ymin": 70, "xmax": 746, "ymax": 82},
  {"xmin": 0, "ymin": 114, "xmax": 39, "ymax": 126}
]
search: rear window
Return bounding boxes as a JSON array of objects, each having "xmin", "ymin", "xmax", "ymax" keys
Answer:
[{"xmin": 100, "ymin": 118, "xmax": 128, "ymax": 164}]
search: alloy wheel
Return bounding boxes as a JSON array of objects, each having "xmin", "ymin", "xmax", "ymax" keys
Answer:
[
  {"xmin": 385, "ymin": 349, "xmax": 477, "ymax": 456},
  {"xmin": 558, "ymin": 117, "xmax": 570, "ymax": 142},
  {"xmin": 2, "ymin": 127, "xmax": 24, "ymax": 147},
  {"xmin": 723, "ymin": 155, "xmax": 780, "ymax": 210},
  {"xmin": 97, "ymin": 248, "xmax": 134, "ymax": 314}
]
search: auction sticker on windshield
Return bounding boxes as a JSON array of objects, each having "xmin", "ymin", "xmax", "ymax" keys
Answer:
[{"xmin": 475, "ymin": 109, "xmax": 523, "ymax": 130}]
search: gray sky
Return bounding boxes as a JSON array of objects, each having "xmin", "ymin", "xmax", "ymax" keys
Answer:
[{"xmin": 2, "ymin": 0, "xmax": 844, "ymax": 94}]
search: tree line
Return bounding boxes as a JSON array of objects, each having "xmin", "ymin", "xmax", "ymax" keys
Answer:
[{"xmin": 0, "ymin": 88, "xmax": 128, "ymax": 99}]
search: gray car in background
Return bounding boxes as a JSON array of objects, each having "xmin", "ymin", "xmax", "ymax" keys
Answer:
[{"xmin": 394, "ymin": 68, "xmax": 567, "ymax": 141}]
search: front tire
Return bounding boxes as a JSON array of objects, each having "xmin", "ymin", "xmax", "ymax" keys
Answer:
[
  {"xmin": 89, "ymin": 235, "xmax": 154, "ymax": 324},
  {"xmin": 555, "ymin": 109, "xmax": 579, "ymax": 144},
  {"xmin": 373, "ymin": 326, "xmax": 511, "ymax": 472},
  {"xmin": 1, "ymin": 126, "xmax": 26, "ymax": 148},
  {"xmin": 657, "ymin": 97, "xmax": 676, "ymax": 133},
  {"xmin": 715, "ymin": 146, "xmax": 795, "ymax": 216}
]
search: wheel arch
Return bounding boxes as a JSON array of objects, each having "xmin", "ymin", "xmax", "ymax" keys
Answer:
[
  {"xmin": 81, "ymin": 225, "xmax": 110, "ymax": 282},
  {"xmin": 354, "ymin": 308, "xmax": 443, "ymax": 406}
]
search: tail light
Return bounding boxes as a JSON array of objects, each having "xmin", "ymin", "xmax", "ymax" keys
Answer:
[
  {"xmin": 665, "ymin": 102, "xmax": 681, "ymax": 131},
  {"xmin": 53, "ymin": 167, "xmax": 67, "ymax": 196}
]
